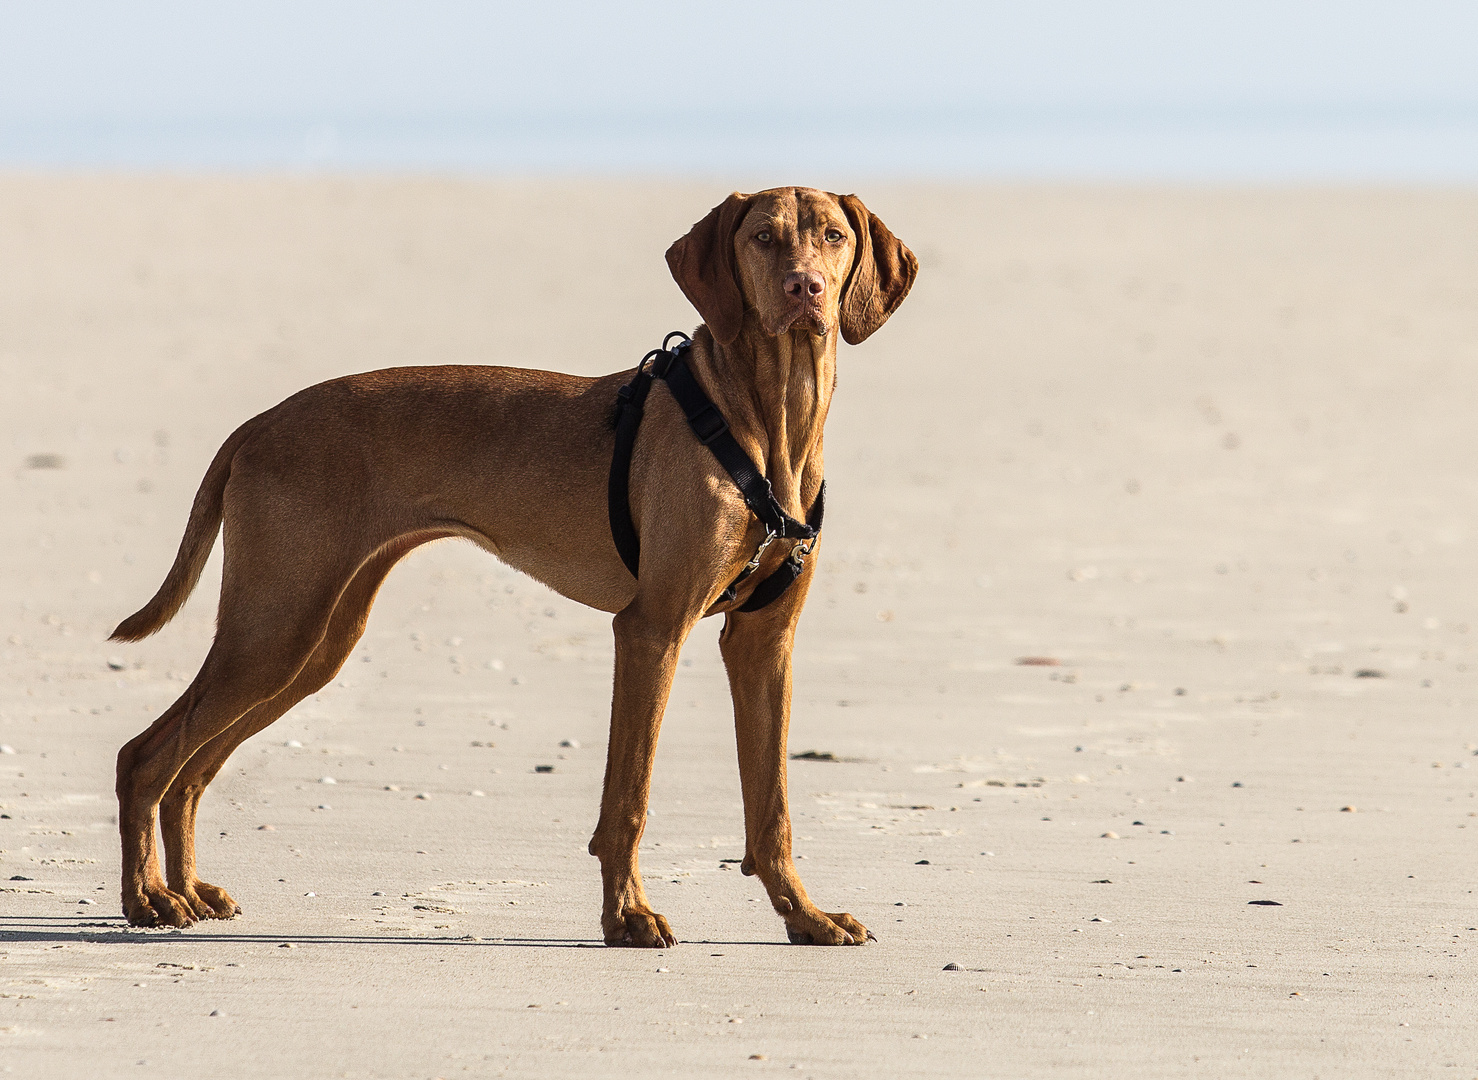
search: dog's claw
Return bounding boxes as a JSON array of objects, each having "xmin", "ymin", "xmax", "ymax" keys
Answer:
[
  {"xmin": 184, "ymin": 880, "xmax": 242, "ymax": 920},
  {"xmin": 784, "ymin": 909, "xmax": 871, "ymax": 946},
  {"xmin": 124, "ymin": 884, "xmax": 197, "ymax": 928},
  {"xmin": 604, "ymin": 907, "xmax": 676, "ymax": 948}
]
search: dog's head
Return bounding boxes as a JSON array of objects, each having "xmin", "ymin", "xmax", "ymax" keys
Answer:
[{"xmin": 666, "ymin": 187, "xmax": 917, "ymax": 347}]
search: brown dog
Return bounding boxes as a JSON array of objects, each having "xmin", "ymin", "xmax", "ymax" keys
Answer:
[{"xmin": 110, "ymin": 187, "xmax": 917, "ymax": 946}]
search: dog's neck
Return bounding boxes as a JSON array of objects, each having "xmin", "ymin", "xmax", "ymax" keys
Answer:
[{"xmin": 694, "ymin": 321, "xmax": 835, "ymax": 516}]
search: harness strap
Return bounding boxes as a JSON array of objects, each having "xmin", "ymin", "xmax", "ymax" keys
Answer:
[
  {"xmin": 735, "ymin": 484, "xmax": 824, "ymax": 611},
  {"xmin": 655, "ymin": 349, "xmax": 817, "ymax": 542},
  {"xmin": 608, "ymin": 334, "xmax": 823, "ymax": 612},
  {"xmin": 607, "ymin": 359, "xmax": 655, "ymax": 578}
]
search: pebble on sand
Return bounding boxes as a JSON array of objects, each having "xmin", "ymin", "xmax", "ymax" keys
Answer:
[
  {"xmin": 257, "ymin": 824, "xmax": 274, "ymax": 831},
  {"xmin": 1101, "ymin": 831, "xmax": 1120, "ymax": 839},
  {"xmin": 560, "ymin": 739, "xmax": 581, "ymax": 749},
  {"xmin": 319, "ymin": 776, "xmax": 336, "ymax": 785},
  {"xmin": 1015, "ymin": 656, "xmax": 1060, "ymax": 666},
  {"xmin": 107, "ymin": 657, "xmax": 127, "ymax": 671},
  {"xmin": 1341, "ymin": 805, "xmax": 1357, "ymax": 812},
  {"xmin": 285, "ymin": 740, "xmax": 303, "ymax": 748},
  {"xmin": 915, "ymin": 859, "xmax": 930, "ymax": 865},
  {"xmin": 0, "ymin": 744, "xmax": 14, "ymax": 755},
  {"xmin": 942, "ymin": 962, "xmax": 961, "ymax": 971},
  {"xmin": 415, "ymin": 792, "xmax": 430, "ymax": 800},
  {"xmin": 209, "ymin": 1009, "xmax": 223, "ymax": 1017},
  {"xmin": 1248, "ymin": 900, "xmax": 1283, "ymax": 906},
  {"xmin": 535, "ymin": 765, "xmax": 555, "ymax": 773}
]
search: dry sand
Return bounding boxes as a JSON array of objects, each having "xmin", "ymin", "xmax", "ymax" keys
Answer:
[{"xmin": 2, "ymin": 177, "xmax": 1476, "ymax": 1078}]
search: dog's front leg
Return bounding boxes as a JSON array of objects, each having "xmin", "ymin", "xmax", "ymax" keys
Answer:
[
  {"xmin": 719, "ymin": 599, "xmax": 871, "ymax": 946},
  {"xmin": 588, "ymin": 604, "xmax": 691, "ymax": 947}
]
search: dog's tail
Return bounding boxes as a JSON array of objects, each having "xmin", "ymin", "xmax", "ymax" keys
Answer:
[{"xmin": 109, "ymin": 417, "xmax": 259, "ymax": 642}]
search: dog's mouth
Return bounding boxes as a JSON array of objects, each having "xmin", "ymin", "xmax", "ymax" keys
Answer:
[{"xmin": 771, "ymin": 298, "xmax": 831, "ymax": 337}]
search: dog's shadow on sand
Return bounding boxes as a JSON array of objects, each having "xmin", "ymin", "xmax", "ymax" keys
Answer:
[{"xmin": 0, "ymin": 915, "xmax": 781, "ymax": 949}]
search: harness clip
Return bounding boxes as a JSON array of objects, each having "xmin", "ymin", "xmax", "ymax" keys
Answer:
[
  {"xmin": 689, "ymin": 403, "xmax": 729, "ymax": 444},
  {"xmin": 743, "ymin": 528, "xmax": 779, "ymax": 575}
]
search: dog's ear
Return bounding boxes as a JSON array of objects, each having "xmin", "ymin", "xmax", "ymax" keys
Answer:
[
  {"xmin": 837, "ymin": 194, "xmax": 918, "ymax": 345},
  {"xmin": 666, "ymin": 192, "xmax": 752, "ymax": 346}
]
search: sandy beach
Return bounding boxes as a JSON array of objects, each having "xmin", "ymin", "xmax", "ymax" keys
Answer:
[{"xmin": 2, "ymin": 176, "xmax": 1476, "ymax": 1078}]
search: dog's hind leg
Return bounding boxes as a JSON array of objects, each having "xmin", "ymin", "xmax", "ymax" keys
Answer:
[
  {"xmin": 116, "ymin": 505, "xmax": 380, "ymax": 928},
  {"xmin": 118, "ymin": 646, "xmax": 328, "ymax": 927},
  {"xmin": 157, "ymin": 540, "xmax": 416, "ymax": 920}
]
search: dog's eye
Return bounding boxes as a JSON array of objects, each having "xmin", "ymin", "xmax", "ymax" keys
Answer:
[
  {"xmin": 824, "ymin": 228, "xmax": 844, "ymax": 243},
  {"xmin": 755, "ymin": 231, "xmax": 772, "ymax": 244}
]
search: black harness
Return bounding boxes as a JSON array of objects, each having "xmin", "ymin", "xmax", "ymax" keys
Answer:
[{"xmin": 608, "ymin": 331, "xmax": 824, "ymax": 612}]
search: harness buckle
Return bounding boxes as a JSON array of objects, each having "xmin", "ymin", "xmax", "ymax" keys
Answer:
[{"xmin": 688, "ymin": 403, "xmax": 729, "ymax": 444}]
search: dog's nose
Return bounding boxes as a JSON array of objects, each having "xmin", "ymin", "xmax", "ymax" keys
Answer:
[{"xmin": 784, "ymin": 271, "xmax": 825, "ymax": 300}]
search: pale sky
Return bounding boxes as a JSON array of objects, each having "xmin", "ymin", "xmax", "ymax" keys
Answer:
[{"xmin": 3, "ymin": 1, "xmax": 1477, "ymax": 177}]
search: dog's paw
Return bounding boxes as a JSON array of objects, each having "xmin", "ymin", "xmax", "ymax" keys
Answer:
[
  {"xmin": 183, "ymin": 880, "xmax": 242, "ymax": 920},
  {"xmin": 784, "ymin": 909, "xmax": 871, "ymax": 946},
  {"xmin": 124, "ymin": 884, "xmax": 198, "ymax": 928},
  {"xmin": 603, "ymin": 906, "xmax": 677, "ymax": 948}
]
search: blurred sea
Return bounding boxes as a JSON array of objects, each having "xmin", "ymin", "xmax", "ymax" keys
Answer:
[{"xmin": 4, "ymin": 105, "xmax": 1478, "ymax": 180}]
